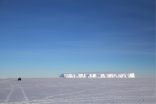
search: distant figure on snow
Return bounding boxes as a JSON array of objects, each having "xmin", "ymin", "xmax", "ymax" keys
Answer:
[{"xmin": 18, "ymin": 77, "xmax": 21, "ymax": 81}]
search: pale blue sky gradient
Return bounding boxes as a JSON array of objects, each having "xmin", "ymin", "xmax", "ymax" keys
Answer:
[{"xmin": 0, "ymin": 0, "xmax": 155, "ymax": 77}]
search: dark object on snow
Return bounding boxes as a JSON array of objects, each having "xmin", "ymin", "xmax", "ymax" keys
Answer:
[
  {"xmin": 18, "ymin": 77, "xmax": 21, "ymax": 81},
  {"xmin": 59, "ymin": 74, "xmax": 64, "ymax": 78}
]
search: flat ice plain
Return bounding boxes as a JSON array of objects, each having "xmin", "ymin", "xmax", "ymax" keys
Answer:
[{"xmin": 0, "ymin": 78, "xmax": 155, "ymax": 104}]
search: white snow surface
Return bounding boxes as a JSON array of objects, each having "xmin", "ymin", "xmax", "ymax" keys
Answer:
[{"xmin": 0, "ymin": 78, "xmax": 155, "ymax": 104}]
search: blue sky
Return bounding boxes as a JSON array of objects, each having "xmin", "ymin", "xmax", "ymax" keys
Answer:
[{"xmin": 0, "ymin": 0, "xmax": 155, "ymax": 77}]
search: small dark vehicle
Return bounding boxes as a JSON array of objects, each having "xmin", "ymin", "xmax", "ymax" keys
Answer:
[{"xmin": 18, "ymin": 77, "xmax": 21, "ymax": 81}]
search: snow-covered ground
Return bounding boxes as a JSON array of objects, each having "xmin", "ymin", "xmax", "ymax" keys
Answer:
[{"xmin": 0, "ymin": 78, "xmax": 155, "ymax": 104}]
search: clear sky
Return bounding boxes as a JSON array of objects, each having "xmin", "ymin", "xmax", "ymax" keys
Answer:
[{"xmin": 0, "ymin": 0, "xmax": 155, "ymax": 77}]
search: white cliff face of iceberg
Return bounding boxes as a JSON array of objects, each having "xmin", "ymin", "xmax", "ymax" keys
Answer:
[{"xmin": 61, "ymin": 73, "xmax": 135, "ymax": 79}]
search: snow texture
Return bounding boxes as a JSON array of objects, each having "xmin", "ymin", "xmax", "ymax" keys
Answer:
[{"xmin": 0, "ymin": 78, "xmax": 155, "ymax": 104}]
